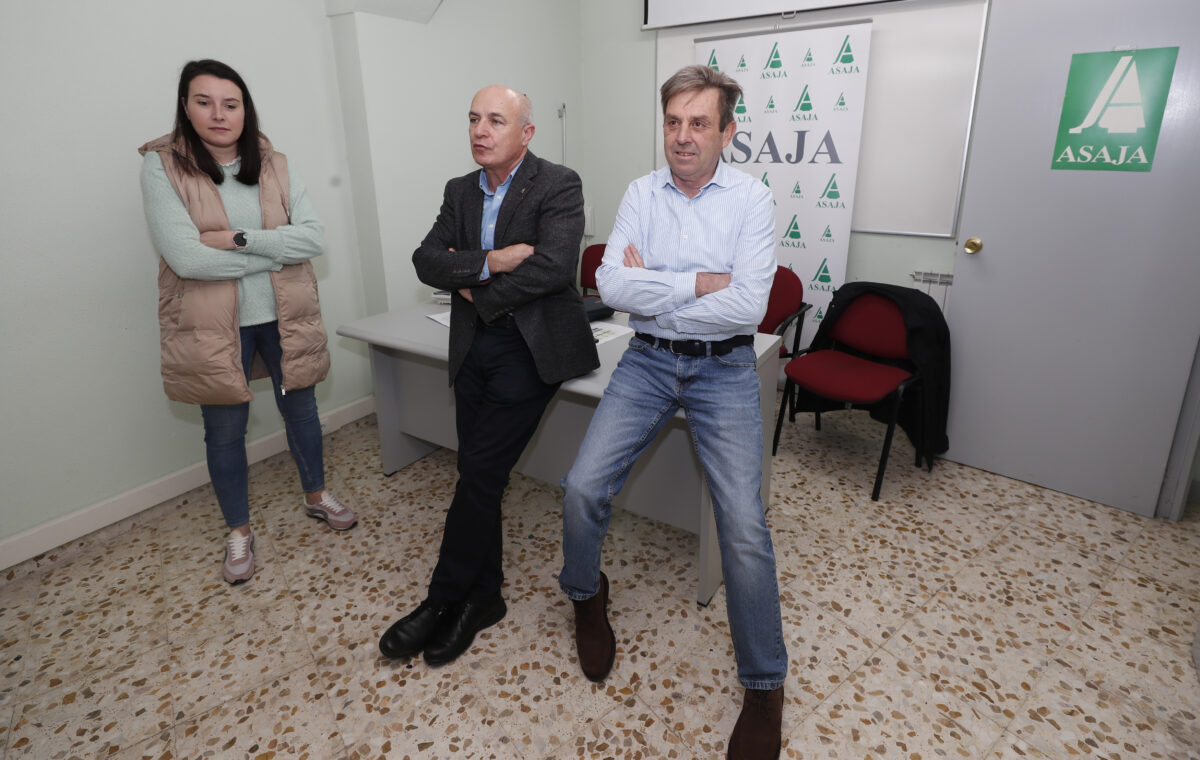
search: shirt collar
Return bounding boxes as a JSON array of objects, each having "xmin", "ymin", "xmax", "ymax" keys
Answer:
[
  {"xmin": 656, "ymin": 160, "xmax": 733, "ymax": 197},
  {"xmin": 479, "ymin": 159, "xmax": 524, "ymax": 197}
]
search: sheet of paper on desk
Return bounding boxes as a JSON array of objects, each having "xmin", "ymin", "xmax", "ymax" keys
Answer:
[
  {"xmin": 426, "ymin": 311, "xmax": 452, "ymax": 328},
  {"xmin": 591, "ymin": 320, "xmax": 634, "ymax": 345}
]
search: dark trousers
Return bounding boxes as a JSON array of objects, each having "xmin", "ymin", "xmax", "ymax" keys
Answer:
[{"xmin": 428, "ymin": 318, "xmax": 559, "ymax": 603}]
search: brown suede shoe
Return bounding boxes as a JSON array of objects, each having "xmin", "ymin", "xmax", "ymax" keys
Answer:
[
  {"xmin": 727, "ymin": 686, "xmax": 783, "ymax": 760},
  {"xmin": 572, "ymin": 571, "xmax": 615, "ymax": 682}
]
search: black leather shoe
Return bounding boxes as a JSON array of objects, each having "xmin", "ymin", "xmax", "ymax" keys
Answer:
[
  {"xmin": 423, "ymin": 593, "xmax": 507, "ymax": 666},
  {"xmin": 379, "ymin": 599, "xmax": 452, "ymax": 659}
]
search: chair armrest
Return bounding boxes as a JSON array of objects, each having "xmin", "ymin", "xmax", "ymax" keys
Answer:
[{"xmin": 776, "ymin": 303, "xmax": 813, "ymax": 357}]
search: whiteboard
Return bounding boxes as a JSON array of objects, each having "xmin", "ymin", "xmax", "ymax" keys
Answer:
[
  {"xmin": 655, "ymin": 0, "xmax": 987, "ymax": 237},
  {"xmin": 645, "ymin": 0, "xmax": 897, "ymax": 29}
]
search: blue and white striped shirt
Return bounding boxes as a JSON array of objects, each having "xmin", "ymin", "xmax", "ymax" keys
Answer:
[{"xmin": 597, "ymin": 161, "xmax": 776, "ymax": 341}]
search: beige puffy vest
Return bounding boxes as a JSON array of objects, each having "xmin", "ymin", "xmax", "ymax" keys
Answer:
[{"xmin": 140, "ymin": 134, "xmax": 330, "ymax": 405}]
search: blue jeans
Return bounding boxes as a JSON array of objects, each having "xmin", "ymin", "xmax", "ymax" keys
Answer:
[
  {"xmin": 559, "ymin": 337, "xmax": 788, "ymax": 690},
  {"xmin": 200, "ymin": 321, "xmax": 325, "ymax": 529}
]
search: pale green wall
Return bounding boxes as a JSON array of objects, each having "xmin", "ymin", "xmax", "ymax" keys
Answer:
[
  {"xmin": 846, "ymin": 233, "xmax": 959, "ymax": 287},
  {"xmin": 349, "ymin": 0, "xmax": 585, "ymax": 310},
  {"xmin": 0, "ymin": 0, "xmax": 373, "ymax": 542},
  {"xmin": 578, "ymin": 1, "xmax": 659, "ymax": 249}
]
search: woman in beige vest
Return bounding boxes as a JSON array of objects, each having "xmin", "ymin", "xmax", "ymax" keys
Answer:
[{"xmin": 139, "ymin": 59, "xmax": 356, "ymax": 584}]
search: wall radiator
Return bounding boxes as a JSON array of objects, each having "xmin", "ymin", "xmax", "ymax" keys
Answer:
[{"xmin": 910, "ymin": 270, "xmax": 953, "ymax": 313}]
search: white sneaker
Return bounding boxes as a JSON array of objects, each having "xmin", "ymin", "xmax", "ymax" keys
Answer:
[
  {"xmin": 303, "ymin": 492, "xmax": 358, "ymax": 531},
  {"xmin": 222, "ymin": 529, "xmax": 255, "ymax": 584}
]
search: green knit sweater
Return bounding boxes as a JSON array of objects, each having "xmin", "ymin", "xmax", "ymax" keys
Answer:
[{"xmin": 140, "ymin": 151, "xmax": 325, "ymax": 326}]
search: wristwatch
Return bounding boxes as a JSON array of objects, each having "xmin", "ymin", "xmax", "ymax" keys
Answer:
[{"xmin": 232, "ymin": 230, "xmax": 247, "ymax": 248}]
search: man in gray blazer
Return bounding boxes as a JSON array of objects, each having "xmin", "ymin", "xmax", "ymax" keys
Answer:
[{"xmin": 379, "ymin": 85, "xmax": 599, "ymax": 667}]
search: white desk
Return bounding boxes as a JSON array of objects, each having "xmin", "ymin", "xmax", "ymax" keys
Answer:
[{"xmin": 337, "ymin": 304, "xmax": 781, "ymax": 605}]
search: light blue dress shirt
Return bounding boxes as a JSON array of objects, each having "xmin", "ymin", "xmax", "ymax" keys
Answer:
[
  {"xmin": 477, "ymin": 161, "xmax": 523, "ymax": 281},
  {"xmin": 597, "ymin": 161, "xmax": 776, "ymax": 340}
]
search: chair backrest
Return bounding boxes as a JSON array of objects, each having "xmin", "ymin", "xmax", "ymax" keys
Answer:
[
  {"xmin": 830, "ymin": 292, "xmax": 908, "ymax": 359},
  {"xmin": 758, "ymin": 265, "xmax": 804, "ymax": 334},
  {"xmin": 580, "ymin": 244, "xmax": 605, "ymax": 293}
]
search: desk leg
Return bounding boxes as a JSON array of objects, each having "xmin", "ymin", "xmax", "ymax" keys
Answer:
[
  {"xmin": 371, "ymin": 347, "xmax": 438, "ymax": 475},
  {"xmin": 696, "ymin": 481, "xmax": 722, "ymax": 606},
  {"xmin": 759, "ymin": 344, "xmax": 779, "ymax": 523}
]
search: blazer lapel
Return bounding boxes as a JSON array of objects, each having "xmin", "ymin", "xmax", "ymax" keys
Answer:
[
  {"xmin": 494, "ymin": 152, "xmax": 539, "ymax": 246},
  {"xmin": 463, "ymin": 178, "xmax": 485, "ymax": 251}
]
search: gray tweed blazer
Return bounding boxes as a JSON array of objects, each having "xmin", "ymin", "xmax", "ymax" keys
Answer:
[{"xmin": 412, "ymin": 151, "xmax": 600, "ymax": 386}]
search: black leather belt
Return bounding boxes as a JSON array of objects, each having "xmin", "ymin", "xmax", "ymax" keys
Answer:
[
  {"xmin": 478, "ymin": 313, "xmax": 516, "ymax": 329},
  {"xmin": 635, "ymin": 332, "xmax": 753, "ymax": 356}
]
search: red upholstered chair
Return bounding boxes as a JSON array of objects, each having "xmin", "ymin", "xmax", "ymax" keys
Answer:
[
  {"xmin": 757, "ymin": 265, "xmax": 811, "ymax": 360},
  {"xmin": 772, "ymin": 291, "xmax": 920, "ymax": 501},
  {"xmin": 579, "ymin": 243, "xmax": 605, "ymax": 296},
  {"xmin": 758, "ymin": 266, "xmax": 811, "ymax": 422}
]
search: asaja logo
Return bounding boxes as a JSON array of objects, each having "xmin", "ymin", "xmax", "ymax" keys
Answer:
[
  {"xmin": 814, "ymin": 306, "xmax": 825, "ymax": 321},
  {"xmin": 809, "ymin": 259, "xmax": 834, "ymax": 292},
  {"xmin": 833, "ymin": 92, "xmax": 848, "ymax": 112},
  {"xmin": 830, "ymin": 36, "xmax": 861, "ymax": 74},
  {"xmin": 789, "ymin": 181, "xmax": 804, "ymax": 199},
  {"xmin": 764, "ymin": 96, "xmax": 778, "ymax": 114},
  {"xmin": 816, "ymin": 174, "xmax": 846, "ymax": 209},
  {"xmin": 1052, "ymin": 47, "xmax": 1178, "ymax": 172},
  {"xmin": 819, "ymin": 225, "xmax": 834, "ymax": 243},
  {"xmin": 706, "ymin": 50, "xmax": 719, "ymax": 71},
  {"xmin": 735, "ymin": 95, "xmax": 751, "ymax": 124},
  {"xmin": 723, "ymin": 129, "xmax": 843, "ymax": 165},
  {"xmin": 736, "ymin": 55, "xmax": 749, "ymax": 73},
  {"xmin": 834, "ymin": 36, "xmax": 855, "ymax": 64},
  {"xmin": 812, "ymin": 260, "xmax": 831, "ymax": 282},
  {"xmin": 790, "ymin": 86, "xmax": 817, "ymax": 122},
  {"xmin": 762, "ymin": 41, "xmax": 788, "ymax": 79},
  {"xmin": 761, "ymin": 172, "xmax": 776, "ymax": 205},
  {"xmin": 801, "ymin": 48, "xmax": 815, "ymax": 68},
  {"xmin": 781, "ymin": 216, "xmax": 806, "ymax": 248},
  {"xmin": 1071, "ymin": 57, "xmax": 1143, "ymax": 133}
]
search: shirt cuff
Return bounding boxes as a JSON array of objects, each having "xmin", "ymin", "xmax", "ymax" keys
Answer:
[
  {"xmin": 674, "ymin": 272, "xmax": 697, "ymax": 305},
  {"xmin": 480, "ymin": 257, "xmax": 492, "ymax": 281},
  {"xmin": 243, "ymin": 229, "xmax": 285, "ymax": 262}
]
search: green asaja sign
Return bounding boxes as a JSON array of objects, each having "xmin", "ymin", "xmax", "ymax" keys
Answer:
[{"xmin": 1052, "ymin": 47, "xmax": 1178, "ymax": 172}]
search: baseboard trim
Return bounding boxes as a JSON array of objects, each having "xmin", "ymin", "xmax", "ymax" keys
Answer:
[{"xmin": 1, "ymin": 396, "xmax": 375, "ymax": 574}]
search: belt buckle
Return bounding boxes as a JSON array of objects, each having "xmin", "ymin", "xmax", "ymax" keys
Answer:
[{"xmin": 671, "ymin": 339, "xmax": 704, "ymax": 355}]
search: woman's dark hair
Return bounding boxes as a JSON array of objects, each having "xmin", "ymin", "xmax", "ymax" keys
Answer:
[{"xmin": 173, "ymin": 59, "xmax": 261, "ymax": 185}]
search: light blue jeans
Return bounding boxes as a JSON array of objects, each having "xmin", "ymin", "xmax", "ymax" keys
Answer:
[{"xmin": 559, "ymin": 336, "xmax": 788, "ymax": 690}]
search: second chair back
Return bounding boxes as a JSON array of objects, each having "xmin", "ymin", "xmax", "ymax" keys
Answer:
[
  {"xmin": 758, "ymin": 265, "xmax": 811, "ymax": 359},
  {"xmin": 830, "ymin": 292, "xmax": 908, "ymax": 359},
  {"xmin": 580, "ymin": 244, "xmax": 604, "ymax": 295}
]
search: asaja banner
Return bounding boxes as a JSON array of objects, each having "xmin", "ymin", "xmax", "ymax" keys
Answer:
[
  {"xmin": 1052, "ymin": 47, "xmax": 1179, "ymax": 172},
  {"xmin": 697, "ymin": 22, "xmax": 871, "ymax": 344}
]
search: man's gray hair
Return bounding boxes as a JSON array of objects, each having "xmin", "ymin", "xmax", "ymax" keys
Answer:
[
  {"xmin": 660, "ymin": 65, "xmax": 742, "ymax": 131},
  {"xmin": 517, "ymin": 91, "xmax": 533, "ymax": 127}
]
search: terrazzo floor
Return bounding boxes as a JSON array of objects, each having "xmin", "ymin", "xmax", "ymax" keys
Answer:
[{"xmin": 2, "ymin": 405, "xmax": 1199, "ymax": 759}]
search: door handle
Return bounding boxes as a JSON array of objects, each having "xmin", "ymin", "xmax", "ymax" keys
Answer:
[{"xmin": 963, "ymin": 237, "xmax": 983, "ymax": 254}]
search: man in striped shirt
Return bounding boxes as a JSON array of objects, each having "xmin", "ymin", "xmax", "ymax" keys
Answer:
[{"xmin": 559, "ymin": 65, "xmax": 787, "ymax": 760}]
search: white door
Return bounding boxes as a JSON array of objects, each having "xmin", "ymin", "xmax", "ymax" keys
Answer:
[{"xmin": 945, "ymin": 0, "xmax": 1200, "ymax": 516}]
